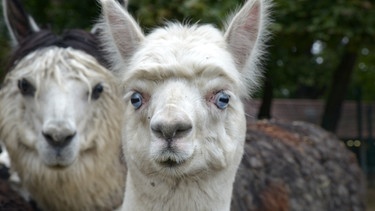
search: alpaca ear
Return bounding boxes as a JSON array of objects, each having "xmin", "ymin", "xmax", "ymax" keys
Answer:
[
  {"xmin": 100, "ymin": 0, "xmax": 144, "ymax": 65},
  {"xmin": 91, "ymin": 0, "xmax": 127, "ymax": 36},
  {"xmin": 2, "ymin": 0, "xmax": 40, "ymax": 47},
  {"xmin": 224, "ymin": 0, "xmax": 269, "ymax": 73}
]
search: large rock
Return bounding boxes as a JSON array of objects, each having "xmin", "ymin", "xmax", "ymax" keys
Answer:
[{"xmin": 232, "ymin": 119, "xmax": 365, "ymax": 211}]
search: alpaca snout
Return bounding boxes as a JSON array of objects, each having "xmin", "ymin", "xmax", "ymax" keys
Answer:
[
  {"xmin": 150, "ymin": 106, "xmax": 193, "ymax": 142},
  {"xmin": 42, "ymin": 120, "xmax": 76, "ymax": 148}
]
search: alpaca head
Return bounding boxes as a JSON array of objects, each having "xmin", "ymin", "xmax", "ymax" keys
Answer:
[
  {"xmin": 0, "ymin": 0, "xmax": 121, "ymax": 170},
  {"xmin": 1, "ymin": 48, "xmax": 121, "ymax": 169},
  {"xmin": 100, "ymin": 0, "xmax": 270, "ymax": 179}
]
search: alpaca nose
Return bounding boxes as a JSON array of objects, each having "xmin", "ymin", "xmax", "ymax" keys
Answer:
[
  {"xmin": 151, "ymin": 105, "xmax": 193, "ymax": 140},
  {"xmin": 42, "ymin": 121, "xmax": 76, "ymax": 148},
  {"xmin": 151, "ymin": 121, "xmax": 192, "ymax": 140}
]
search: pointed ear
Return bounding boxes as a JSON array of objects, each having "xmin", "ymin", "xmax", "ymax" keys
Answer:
[
  {"xmin": 2, "ymin": 0, "xmax": 40, "ymax": 47},
  {"xmin": 99, "ymin": 0, "xmax": 144, "ymax": 68},
  {"xmin": 224, "ymin": 0, "xmax": 270, "ymax": 73},
  {"xmin": 90, "ymin": 0, "xmax": 127, "ymax": 37}
]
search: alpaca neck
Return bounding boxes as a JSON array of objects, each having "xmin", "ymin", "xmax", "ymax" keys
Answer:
[{"xmin": 122, "ymin": 165, "xmax": 236, "ymax": 211}]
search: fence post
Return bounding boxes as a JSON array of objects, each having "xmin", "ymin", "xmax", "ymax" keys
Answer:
[{"xmin": 356, "ymin": 87, "xmax": 367, "ymax": 174}]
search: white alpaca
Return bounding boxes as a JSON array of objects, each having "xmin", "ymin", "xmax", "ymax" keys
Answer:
[
  {"xmin": 0, "ymin": 0, "xmax": 126, "ymax": 210},
  {"xmin": 100, "ymin": 0, "xmax": 270, "ymax": 210}
]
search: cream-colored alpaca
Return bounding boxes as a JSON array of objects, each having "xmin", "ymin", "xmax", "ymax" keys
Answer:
[
  {"xmin": 100, "ymin": 0, "xmax": 270, "ymax": 210},
  {"xmin": 0, "ymin": 0, "xmax": 126, "ymax": 210}
]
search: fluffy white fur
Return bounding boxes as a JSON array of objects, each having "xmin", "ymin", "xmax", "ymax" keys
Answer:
[
  {"xmin": 0, "ymin": 47, "xmax": 126, "ymax": 211},
  {"xmin": 100, "ymin": 0, "xmax": 271, "ymax": 210}
]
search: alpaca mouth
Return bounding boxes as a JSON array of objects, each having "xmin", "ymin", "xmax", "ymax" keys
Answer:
[
  {"xmin": 44, "ymin": 156, "xmax": 75, "ymax": 169},
  {"xmin": 159, "ymin": 158, "xmax": 181, "ymax": 167},
  {"xmin": 41, "ymin": 146, "xmax": 77, "ymax": 168},
  {"xmin": 47, "ymin": 163, "xmax": 70, "ymax": 170},
  {"xmin": 155, "ymin": 149, "xmax": 188, "ymax": 167}
]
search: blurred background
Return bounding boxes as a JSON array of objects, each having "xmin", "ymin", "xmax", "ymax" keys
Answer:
[{"xmin": 0, "ymin": 0, "xmax": 374, "ymax": 207}]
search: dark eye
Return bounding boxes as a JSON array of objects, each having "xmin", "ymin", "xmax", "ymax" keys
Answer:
[
  {"xmin": 92, "ymin": 83, "xmax": 104, "ymax": 100},
  {"xmin": 130, "ymin": 92, "xmax": 143, "ymax": 109},
  {"xmin": 17, "ymin": 78, "xmax": 35, "ymax": 96},
  {"xmin": 215, "ymin": 91, "xmax": 230, "ymax": 109}
]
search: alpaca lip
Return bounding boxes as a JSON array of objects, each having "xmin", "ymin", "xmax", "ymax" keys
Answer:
[
  {"xmin": 44, "ymin": 155, "xmax": 74, "ymax": 169},
  {"xmin": 159, "ymin": 158, "xmax": 181, "ymax": 167},
  {"xmin": 41, "ymin": 145, "xmax": 76, "ymax": 168},
  {"xmin": 155, "ymin": 149, "xmax": 187, "ymax": 167},
  {"xmin": 44, "ymin": 156, "xmax": 74, "ymax": 168},
  {"xmin": 47, "ymin": 163, "xmax": 70, "ymax": 170}
]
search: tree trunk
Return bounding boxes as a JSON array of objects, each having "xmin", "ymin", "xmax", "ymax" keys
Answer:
[
  {"xmin": 257, "ymin": 71, "xmax": 273, "ymax": 119},
  {"xmin": 321, "ymin": 49, "xmax": 358, "ymax": 132}
]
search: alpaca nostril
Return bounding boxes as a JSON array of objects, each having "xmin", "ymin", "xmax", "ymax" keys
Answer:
[
  {"xmin": 151, "ymin": 124, "xmax": 163, "ymax": 138},
  {"xmin": 42, "ymin": 131, "xmax": 76, "ymax": 148},
  {"xmin": 151, "ymin": 122, "xmax": 192, "ymax": 139},
  {"xmin": 175, "ymin": 122, "xmax": 193, "ymax": 137}
]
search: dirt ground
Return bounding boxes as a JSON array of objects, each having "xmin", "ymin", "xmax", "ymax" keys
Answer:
[{"xmin": 368, "ymin": 187, "xmax": 375, "ymax": 211}]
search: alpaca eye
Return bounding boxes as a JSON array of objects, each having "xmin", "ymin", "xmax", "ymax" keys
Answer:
[
  {"xmin": 215, "ymin": 91, "xmax": 230, "ymax": 109},
  {"xmin": 17, "ymin": 78, "xmax": 35, "ymax": 96},
  {"xmin": 92, "ymin": 83, "xmax": 104, "ymax": 100},
  {"xmin": 130, "ymin": 92, "xmax": 143, "ymax": 109}
]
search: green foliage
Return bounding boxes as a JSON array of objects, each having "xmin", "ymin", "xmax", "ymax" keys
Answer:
[
  {"xmin": 351, "ymin": 46, "xmax": 375, "ymax": 101},
  {"xmin": 21, "ymin": 1, "xmax": 100, "ymax": 32},
  {"xmin": 128, "ymin": 0, "xmax": 241, "ymax": 30},
  {"xmin": 268, "ymin": 0, "xmax": 375, "ymax": 100},
  {"xmin": 274, "ymin": 0, "xmax": 375, "ymax": 43}
]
